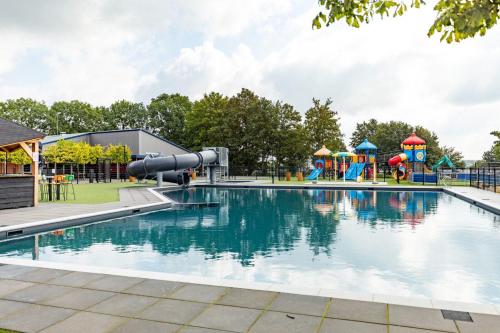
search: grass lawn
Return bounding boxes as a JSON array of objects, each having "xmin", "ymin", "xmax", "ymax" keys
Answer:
[
  {"xmin": 40, "ymin": 181, "xmax": 155, "ymax": 204},
  {"xmin": 0, "ymin": 329, "xmax": 20, "ymax": 333}
]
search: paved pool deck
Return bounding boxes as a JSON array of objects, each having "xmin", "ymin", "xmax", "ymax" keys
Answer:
[{"xmin": 0, "ymin": 264, "xmax": 499, "ymax": 333}]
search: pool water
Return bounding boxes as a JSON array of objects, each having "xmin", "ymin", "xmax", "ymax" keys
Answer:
[{"xmin": 1, "ymin": 188, "xmax": 499, "ymax": 304}]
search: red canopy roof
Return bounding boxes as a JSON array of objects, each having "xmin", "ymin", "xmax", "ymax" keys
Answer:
[{"xmin": 402, "ymin": 133, "xmax": 426, "ymax": 145}]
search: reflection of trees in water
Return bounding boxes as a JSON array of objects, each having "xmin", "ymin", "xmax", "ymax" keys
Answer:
[{"xmin": 0, "ymin": 189, "xmax": 440, "ymax": 265}]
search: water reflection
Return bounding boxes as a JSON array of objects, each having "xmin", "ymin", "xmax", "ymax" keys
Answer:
[{"xmin": 0, "ymin": 189, "xmax": 439, "ymax": 263}]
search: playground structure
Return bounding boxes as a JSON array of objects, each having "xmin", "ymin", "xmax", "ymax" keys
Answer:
[
  {"xmin": 307, "ymin": 139, "xmax": 378, "ymax": 182},
  {"xmin": 126, "ymin": 147, "xmax": 228, "ymax": 185},
  {"xmin": 388, "ymin": 133, "xmax": 428, "ymax": 181}
]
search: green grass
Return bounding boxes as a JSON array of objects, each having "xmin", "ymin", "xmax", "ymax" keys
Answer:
[
  {"xmin": 40, "ymin": 181, "xmax": 155, "ymax": 204},
  {"xmin": 0, "ymin": 329, "xmax": 21, "ymax": 333}
]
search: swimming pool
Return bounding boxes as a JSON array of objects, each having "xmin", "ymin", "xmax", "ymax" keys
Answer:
[{"xmin": 0, "ymin": 187, "xmax": 499, "ymax": 304}]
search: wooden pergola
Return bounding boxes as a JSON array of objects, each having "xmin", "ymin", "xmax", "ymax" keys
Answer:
[{"xmin": 0, "ymin": 118, "xmax": 45, "ymax": 208}]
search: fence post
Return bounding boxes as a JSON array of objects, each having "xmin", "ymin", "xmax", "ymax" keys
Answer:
[
  {"xmin": 435, "ymin": 170, "xmax": 438, "ymax": 186},
  {"xmin": 469, "ymin": 168, "xmax": 472, "ymax": 187},
  {"xmin": 494, "ymin": 168, "xmax": 497, "ymax": 193},
  {"xmin": 477, "ymin": 168, "xmax": 480, "ymax": 188}
]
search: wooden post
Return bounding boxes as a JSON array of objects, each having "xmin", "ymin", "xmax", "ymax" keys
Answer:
[{"xmin": 32, "ymin": 142, "xmax": 39, "ymax": 207}]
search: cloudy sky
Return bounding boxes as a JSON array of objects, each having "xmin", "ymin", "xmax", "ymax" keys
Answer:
[{"xmin": 0, "ymin": 0, "xmax": 498, "ymax": 159}]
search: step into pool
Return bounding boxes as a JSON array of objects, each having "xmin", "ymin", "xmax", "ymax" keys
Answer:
[{"xmin": 0, "ymin": 188, "xmax": 499, "ymax": 304}]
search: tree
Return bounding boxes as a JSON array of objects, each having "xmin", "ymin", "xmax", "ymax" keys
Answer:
[
  {"xmin": 272, "ymin": 102, "xmax": 309, "ymax": 169},
  {"xmin": 147, "ymin": 93, "xmax": 191, "ymax": 145},
  {"xmin": 313, "ymin": 0, "xmax": 500, "ymax": 43},
  {"xmin": 370, "ymin": 121, "xmax": 414, "ymax": 155},
  {"xmin": 441, "ymin": 146, "xmax": 465, "ymax": 167},
  {"xmin": 0, "ymin": 98, "xmax": 55, "ymax": 133},
  {"xmin": 482, "ymin": 130, "xmax": 500, "ymax": 161},
  {"xmin": 304, "ymin": 98, "xmax": 345, "ymax": 153},
  {"xmin": 50, "ymin": 101, "xmax": 105, "ymax": 134},
  {"xmin": 73, "ymin": 142, "xmax": 92, "ymax": 177},
  {"xmin": 89, "ymin": 145, "xmax": 105, "ymax": 164},
  {"xmin": 349, "ymin": 119, "xmax": 379, "ymax": 148},
  {"xmin": 105, "ymin": 100, "xmax": 147, "ymax": 130},
  {"xmin": 105, "ymin": 144, "xmax": 132, "ymax": 180},
  {"xmin": 222, "ymin": 89, "xmax": 274, "ymax": 172},
  {"xmin": 42, "ymin": 140, "xmax": 76, "ymax": 172},
  {"xmin": 185, "ymin": 92, "xmax": 229, "ymax": 151}
]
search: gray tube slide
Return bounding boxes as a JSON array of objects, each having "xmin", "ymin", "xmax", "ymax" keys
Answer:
[{"xmin": 126, "ymin": 150, "xmax": 218, "ymax": 185}]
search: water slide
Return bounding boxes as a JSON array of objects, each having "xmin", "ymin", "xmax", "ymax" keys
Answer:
[
  {"xmin": 126, "ymin": 149, "xmax": 218, "ymax": 185},
  {"xmin": 307, "ymin": 168, "xmax": 323, "ymax": 180},
  {"xmin": 344, "ymin": 162, "xmax": 365, "ymax": 180}
]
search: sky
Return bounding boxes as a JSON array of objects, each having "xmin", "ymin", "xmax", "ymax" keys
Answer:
[{"xmin": 0, "ymin": 0, "xmax": 499, "ymax": 159}]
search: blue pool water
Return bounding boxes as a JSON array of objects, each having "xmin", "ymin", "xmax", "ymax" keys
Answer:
[{"xmin": 0, "ymin": 188, "xmax": 499, "ymax": 304}]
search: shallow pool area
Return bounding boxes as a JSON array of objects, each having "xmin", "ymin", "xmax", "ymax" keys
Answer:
[{"xmin": 0, "ymin": 187, "xmax": 499, "ymax": 304}]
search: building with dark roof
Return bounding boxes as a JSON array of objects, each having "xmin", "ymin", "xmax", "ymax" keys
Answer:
[{"xmin": 41, "ymin": 129, "xmax": 190, "ymax": 158}]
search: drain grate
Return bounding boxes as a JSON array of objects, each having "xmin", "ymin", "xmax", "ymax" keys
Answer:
[{"xmin": 441, "ymin": 310, "xmax": 473, "ymax": 322}]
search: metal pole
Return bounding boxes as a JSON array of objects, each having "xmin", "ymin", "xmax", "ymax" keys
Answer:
[{"xmin": 494, "ymin": 168, "xmax": 497, "ymax": 193}]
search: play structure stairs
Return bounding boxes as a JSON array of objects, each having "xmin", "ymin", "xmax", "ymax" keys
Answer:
[{"xmin": 345, "ymin": 163, "xmax": 365, "ymax": 180}]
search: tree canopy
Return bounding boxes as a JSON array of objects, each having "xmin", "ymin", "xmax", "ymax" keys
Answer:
[
  {"xmin": 304, "ymin": 98, "xmax": 346, "ymax": 152},
  {"xmin": 482, "ymin": 130, "xmax": 500, "ymax": 161},
  {"xmin": 313, "ymin": 0, "xmax": 500, "ymax": 43}
]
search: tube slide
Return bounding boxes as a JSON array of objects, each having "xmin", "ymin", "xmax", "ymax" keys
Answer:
[
  {"xmin": 388, "ymin": 153, "xmax": 408, "ymax": 166},
  {"xmin": 127, "ymin": 150, "xmax": 218, "ymax": 185}
]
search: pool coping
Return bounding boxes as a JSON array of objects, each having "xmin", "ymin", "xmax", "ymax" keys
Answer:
[{"xmin": 0, "ymin": 184, "xmax": 499, "ymax": 317}]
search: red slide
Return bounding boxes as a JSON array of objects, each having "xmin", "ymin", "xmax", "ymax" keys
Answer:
[{"xmin": 388, "ymin": 153, "xmax": 408, "ymax": 166}]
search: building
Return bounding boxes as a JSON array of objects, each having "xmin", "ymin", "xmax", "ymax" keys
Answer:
[
  {"xmin": 41, "ymin": 129, "xmax": 190, "ymax": 158},
  {"xmin": 0, "ymin": 118, "xmax": 45, "ymax": 209}
]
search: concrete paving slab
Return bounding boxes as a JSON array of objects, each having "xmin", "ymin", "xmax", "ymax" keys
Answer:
[
  {"xmin": 112, "ymin": 319, "xmax": 181, "ymax": 333},
  {"xmin": 389, "ymin": 304, "xmax": 457, "ymax": 332},
  {"xmin": 170, "ymin": 284, "xmax": 227, "ymax": 303},
  {"xmin": 41, "ymin": 288, "xmax": 115, "ymax": 310},
  {"xmin": 40, "ymin": 311, "xmax": 127, "ymax": 333},
  {"xmin": 270, "ymin": 293, "xmax": 330, "ymax": 316},
  {"xmin": 0, "ymin": 264, "xmax": 38, "ymax": 279},
  {"xmin": 124, "ymin": 279, "xmax": 184, "ymax": 298},
  {"xmin": 0, "ymin": 279, "xmax": 34, "ymax": 297},
  {"xmin": 191, "ymin": 304, "xmax": 262, "ymax": 332},
  {"xmin": 327, "ymin": 298, "xmax": 387, "ymax": 324},
  {"xmin": 389, "ymin": 326, "xmax": 451, "ymax": 332},
  {"xmin": 15, "ymin": 268, "xmax": 71, "ymax": 283},
  {"xmin": 217, "ymin": 288, "xmax": 277, "ymax": 309},
  {"xmin": 0, "ymin": 299, "xmax": 31, "ymax": 319},
  {"xmin": 456, "ymin": 312, "xmax": 500, "ymax": 333},
  {"xmin": 3, "ymin": 283, "xmax": 75, "ymax": 303},
  {"xmin": 180, "ymin": 327, "xmax": 229, "ymax": 333},
  {"xmin": 137, "ymin": 298, "xmax": 207, "ymax": 325},
  {"xmin": 249, "ymin": 311, "xmax": 322, "ymax": 333},
  {"xmin": 47, "ymin": 271, "xmax": 106, "ymax": 287},
  {"xmin": 88, "ymin": 293, "xmax": 158, "ymax": 317},
  {"xmin": 0, "ymin": 304, "xmax": 75, "ymax": 333},
  {"xmin": 319, "ymin": 318, "xmax": 387, "ymax": 333},
  {"xmin": 83, "ymin": 275, "xmax": 144, "ymax": 292}
]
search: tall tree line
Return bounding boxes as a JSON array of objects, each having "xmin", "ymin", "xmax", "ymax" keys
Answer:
[{"xmin": 0, "ymin": 89, "xmax": 345, "ymax": 172}]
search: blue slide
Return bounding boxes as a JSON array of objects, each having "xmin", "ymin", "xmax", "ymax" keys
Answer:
[
  {"xmin": 307, "ymin": 168, "xmax": 323, "ymax": 180},
  {"xmin": 345, "ymin": 163, "xmax": 365, "ymax": 180}
]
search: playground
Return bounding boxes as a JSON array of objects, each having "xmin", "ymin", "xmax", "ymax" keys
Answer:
[{"xmin": 299, "ymin": 133, "xmax": 470, "ymax": 187}]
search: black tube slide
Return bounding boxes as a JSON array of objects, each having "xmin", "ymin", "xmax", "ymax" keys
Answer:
[{"xmin": 126, "ymin": 150, "xmax": 218, "ymax": 185}]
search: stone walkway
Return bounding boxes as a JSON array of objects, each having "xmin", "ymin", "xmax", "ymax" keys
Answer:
[
  {"xmin": 0, "ymin": 264, "xmax": 499, "ymax": 333},
  {"xmin": 0, "ymin": 187, "xmax": 162, "ymax": 227}
]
